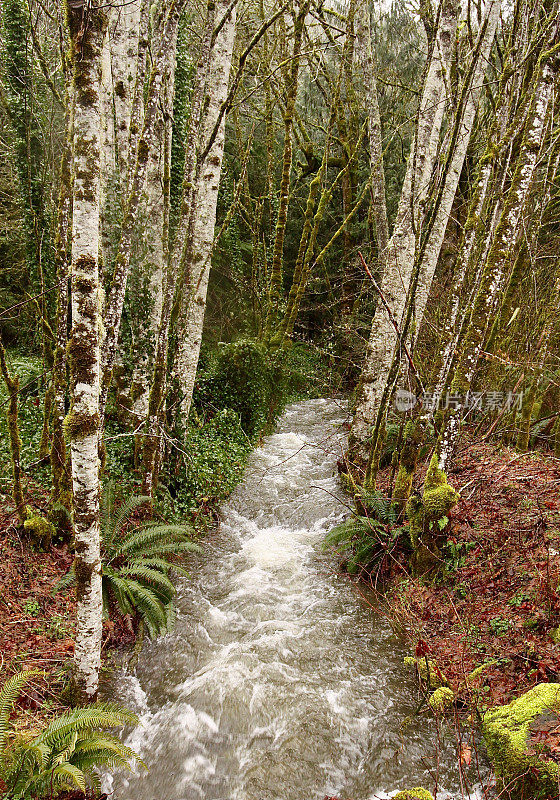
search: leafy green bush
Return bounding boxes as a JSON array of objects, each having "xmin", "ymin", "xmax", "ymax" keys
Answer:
[
  {"xmin": 324, "ymin": 490, "xmax": 408, "ymax": 579},
  {"xmin": 279, "ymin": 341, "xmax": 334, "ymax": 402},
  {"xmin": 0, "ymin": 670, "xmax": 140, "ymax": 799},
  {"xmin": 159, "ymin": 409, "xmax": 252, "ymax": 523},
  {"xmin": 194, "ymin": 339, "xmax": 274, "ymax": 438},
  {"xmin": 194, "ymin": 338, "xmax": 330, "ymax": 441},
  {"xmin": 57, "ymin": 483, "xmax": 199, "ymax": 638}
]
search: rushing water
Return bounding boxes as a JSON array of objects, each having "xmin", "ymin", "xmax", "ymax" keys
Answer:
[{"xmin": 106, "ymin": 398, "xmax": 486, "ymax": 800}]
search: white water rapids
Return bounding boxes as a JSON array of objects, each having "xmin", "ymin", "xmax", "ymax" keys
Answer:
[{"xmin": 105, "ymin": 399, "xmax": 488, "ymax": 800}]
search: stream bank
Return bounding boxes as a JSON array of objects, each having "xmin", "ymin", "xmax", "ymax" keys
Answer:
[
  {"xmin": 376, "ymin": 437, "xmax": 560, "ymax": 710},
  {"xmin": 104, "ymin": 399, "xmax": 486, "ymax": 800}
]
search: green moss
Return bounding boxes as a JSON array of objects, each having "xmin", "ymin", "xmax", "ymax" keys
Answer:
[
  {"xmin": 423, "ymin": 484, "xmax": 460, "ymax": 522},
  {"xmin": 404, "ymin": 656, "xmax": 449, "ymax": 689},
  {"xmin": 63, "ymin": 410, "xmax": 100, "ymax": 441},
  {"xmin": 393, "ymin": 464, "xmax": 414, "ymax": 508},
  {"xmin": 405, "ymin": 495, "xmax": 424, "ymax": 549},
  {"xmin": 466, "ymin": 660, "xmax": 498, "ymax": 683},
  {"xmin": 23, "ymin": 508, "xmax": 55, "ymax": 549},
  {"xmin": 482, "ymin": 683, "xmax": 560, "ymax": 799},
  {"xmin": 393, "ymin": 789, "xmax": 434, "ymax": 800},
  {"xmin": 428, "ymin": 686, "xmax": 455, "ymax": 712},
  {"xmin": 405, "ymin": 454, "xmax": 459, "ymax": 574}
]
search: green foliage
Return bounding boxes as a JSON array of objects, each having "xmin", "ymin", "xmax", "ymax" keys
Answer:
[
  {"xmin": 489, "ymin": 617, "xmax": 512, "ymax": 637},
  {"xmin": 23, "ymin": 600, "xmax": 40, "ymax": 617},
  {"xmin": 194, "ymin": 339, "xmax": 276, "ymax": 438},
  {"xmin": 159, "ymin": 409, "xmax": 252, "ymax": 523},
  {"xmin": 194, "ymin": 339, "xmax": 329, "ymax": 442},
  {"xmin": 57, "ymin": 483, "xmax": 199, "ymax": 638},
  {"xmin": 441, "ymin": 538, "xmax": 475, "ymax": 574},
  {"xmin": 324, "ymin": 490, "xmax": 408, "ymax": 577},
  {"xmin": 0, "ymin": 670, "xmax": 140, "ymax": 799}
]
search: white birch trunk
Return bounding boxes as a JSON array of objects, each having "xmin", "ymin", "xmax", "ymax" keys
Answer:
[
  {"xmin": 355, "ymin": 0, "xmax": 389, "ymax": 258},
  {"xmin": 438, "ymin": 51, "xmax": 558, "ymax": 470},
  {"xmin": 348, "ymin": 0, "xmax": 459, "ymax": 464},
  {"xmin": 109, "ymin": 0, "xmax": 142, "ymax": 182},
  {"xmin": 131, "ymin": 92, "xmax": 167, "ymax": 421},
  {"xmin": 173, "ymin": 0, "xmax": 237, "ymax": 429},
  {"xmin": 66, "ymin": 1, "xmax": 108, "ymax": 701},
  {"xmin": 413, "ymin": 0, "xmax": 501, "ymax": 336},
  {"xmin": 99, "ymin": 2, "xmax": 182, "ymax": 422},
  {"xmin": 141, "ymin": 0, "xmax": 217, "ymax": 497}
]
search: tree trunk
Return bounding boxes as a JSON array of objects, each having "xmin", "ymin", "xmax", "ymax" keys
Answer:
[
  {"xmin": 99, "ymin": 1, "xmax": 184, "ymax": 423},
  {"xmin": 348, "ymin": 0, "xmax": 460, "ymax": 468},
  {"xmin": 264, "ymin": 0, "xmax": 310, "ymax": 337},
  {"xmin": 437, "ymin": 37, "xmax": 559, "ymax": 471},
  {"xmin": 356, "ymin": 0, "xmax": 389, "ymax": 262},
  {"xmin": 413, "ymin": 0, "xmax": 501, "ymax": 340},
  {"xmin": 142, "ymin": 0, "xmax": 217, "ymax": 496},
  {"xmin": 172, "ymin": 0, "xmax": 237, "ymax": 431},
  {"xmin": 65, "ymin": 0, "xmax": 108, "ymax": 702},
  {"xmin": 49, "ymin": 93, "xmax": 74, "ymax": 536}
]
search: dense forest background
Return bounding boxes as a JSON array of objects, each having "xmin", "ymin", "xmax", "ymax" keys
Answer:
[{"xmin": 1, "ymin": 0, "xmax": 560, "ymax": 797}]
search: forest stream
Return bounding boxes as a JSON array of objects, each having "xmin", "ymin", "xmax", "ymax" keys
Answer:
[{"xmin": 104, "ymin": 399, "xmax": 486, "ymax": 800}]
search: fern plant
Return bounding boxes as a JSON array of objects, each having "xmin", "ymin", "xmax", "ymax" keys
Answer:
[
  {"xmin": 324, "ymin": 490, "xmax": 408, "ymax": 577},
  {"xmin": 57, "ymin": 483, "xmax": 200, "ymax": 638},
  {"xmin": 0, "ymin": 670, "xmax": 140, "ymax": 799}
]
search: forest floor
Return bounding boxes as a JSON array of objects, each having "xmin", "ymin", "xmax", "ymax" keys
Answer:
[
  {"xmin": 376, "ymin": 434, "xmax": 560, "ymax": 710},
  {"xmin": 0, "ymin": 478, "xmax": 136, "ymax": 727}
]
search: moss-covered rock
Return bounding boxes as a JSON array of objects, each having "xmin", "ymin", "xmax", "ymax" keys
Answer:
[
  {"xmin": 406, "ymin": 453, "xmax": 459, "ymax": 574},
  {"xmin": 23, "ymin": 507, "xmax": 55, "ymax": 549},
  {"xmin": 482, "ymin": 683, "xmax": 560, "ymax": 799},
  {"xmin": 404, "ymin": 656, "xmax": 449, "ymax": 689},
  {"xmin": 428, "ymin": 686, "xmax": 455, "ymax": 712},
  {"xmin": 393, "ymin": 789, "xmax": 434, "ymax": 800}
]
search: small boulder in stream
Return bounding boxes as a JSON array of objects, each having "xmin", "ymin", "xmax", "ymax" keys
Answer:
[
  {"xmin": 393, "ymin": 789, "xmax": 434, "ymax": 800},
  {"xmin": 482, "ymin": 682, "xmax": 560, "ymax": 799}
]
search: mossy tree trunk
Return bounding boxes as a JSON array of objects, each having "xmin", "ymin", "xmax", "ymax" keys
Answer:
[
  {"xmin": 356, "ymin": 0, "xmax": 389, "ymax": 266},
  {"xmin": 436, "ymin": 31, "xmax": 559, "ymax": 471},
  {"xmin": 142, "ymin": 0, "xmax": 217, "ymax": 496},
  {"xmin": 128, "ymin": 0, "xmax": 168, "ymax": 426},
  {"xmin": 348, "ymin": 0, "xmax": 460, "ymax": 470},
  {"xmin": 172, "ymin": 0, "xmax": 237, "ymax": 436},
  {"xmin": 65, "ymin": 0, "xmax": 108, "ymax": 702},
  {"xmin": 49, "ymin": 91, "xmax": 74, "ymax": 536},
  {"xmin": 264, "ymin": 0, "xmax": 310, "ymax": 338},
  {"xmin": 99, "ymin": 0, "xmax": 184, "ymax": 423},
  {"xmin": 0, "ymin": 340, "xmax": 26, "ymax": 525},
  {"xmin": 359, "ymin": 0, "xmax": 502, "ymax": 489}
]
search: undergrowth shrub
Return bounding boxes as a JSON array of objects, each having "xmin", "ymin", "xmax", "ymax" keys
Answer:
[
  {"xmin": 324, "ymin": 490, "xmax": 409, "ymax": 583},
  {"xmin": 158, "ymin": 409, "xmax": 251, "ymax": 523},
  {"xmin": 194, "ymin": 338, "xmax": 331, "ymax": 437},
  {"xmin": 194, "ymin": 339, "xmax": 274, "ymax": 438}
]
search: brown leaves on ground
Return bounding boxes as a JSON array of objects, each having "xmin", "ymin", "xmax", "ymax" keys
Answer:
[
  {"xmin": 382, "ymin": 437, "xmax": 560, "ymax": 710},
  {"xmin": 0, "ymin": 484, "xmax": 135, "ymax": 716}
]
